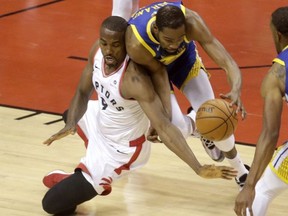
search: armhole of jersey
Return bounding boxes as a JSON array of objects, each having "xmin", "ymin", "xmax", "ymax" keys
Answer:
[
  {"xmin": 180, "ymin": 4, "xmax": 186, "ymax": 15},
  {"xmin": 130, "ymin": 24, "xmax": 156, "ymax": 57},
  {"xmin": 273, "ymin": 58, "xmax": 288, "ymax": 97},
  {"xmin": 119, "ymin": 57, "xmax": 131, "ymax": 100},
  {"xmin": 273, "ymin": 58, "xmax": 284, "ymax": 66}
]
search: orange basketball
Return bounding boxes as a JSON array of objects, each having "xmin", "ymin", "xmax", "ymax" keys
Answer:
[{"xmin": 195, "ymin": 99, "xmax": 238, "ymax": 141}]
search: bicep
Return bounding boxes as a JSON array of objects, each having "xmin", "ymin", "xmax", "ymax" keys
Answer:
[
  {"xmin": 186, "ymin": 10, "xmax": 233, "ymax": 67},
  {"xmin": 261, "ymin": 72, "xmax": 284, "ymax": 134},
  {"xmin": 261, "ymin": 67, "xmax": 283, "ymax": 136},
  {"xmin": 76, "ymin": 42, "xmax": 98, "ymax": 96}
]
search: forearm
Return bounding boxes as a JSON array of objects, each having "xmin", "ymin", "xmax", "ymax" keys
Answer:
[
  {"xmin": 158, "ymin": 123, "xmax": 202, "ymax": 174},
  {"xmin": 66, "ymin": 90, "xmax": 91, "ymax": 126},
  {"xmin": 224, "ymin": 60, "xmax": 242, "ymax": 92},
  {"xmin": 245, "ymin": 132, "xmax": 278, "ymax": 188},
  {"xmin": 201, "ymin": 39, "xmax": 242, "ymax": 91},
  {"xmin": 150, "ymin": 70, "xmax": 172, "ymax": 120}
]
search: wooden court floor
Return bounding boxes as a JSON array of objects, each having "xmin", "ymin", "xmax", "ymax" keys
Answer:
[
  {"xmin": 1, "ymin": 106, "xmax": 288, "ymax": 216},
  {"xmin": 1, "ymin": 0, "xmax": 288, "ymax": 215}
]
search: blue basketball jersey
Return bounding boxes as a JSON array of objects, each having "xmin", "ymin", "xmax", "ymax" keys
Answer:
[{"xmin": 128, "ymin": 1, "xmax": 201, "ymax": 89}]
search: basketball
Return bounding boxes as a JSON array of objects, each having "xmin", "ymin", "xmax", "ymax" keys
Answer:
[{"xmin": 195, "ymin": 99, "xmax": 238, "ymax": 141}]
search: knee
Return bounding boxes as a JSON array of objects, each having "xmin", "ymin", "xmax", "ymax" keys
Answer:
[
  {"xmin": 42, "ymin": 193, "xmax": 55, "ymax": 214},
  {"xmin": 214, "ymin": 135, "xmax": 235, "ymax": 152},
  {"xmin": 42, "ymin": 194, "xmax": 76, "ymax": 215}
]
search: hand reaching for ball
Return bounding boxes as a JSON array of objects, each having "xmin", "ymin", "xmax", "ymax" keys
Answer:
[{"xmin": 198, "ymin": 164, "xmax": 238, "ymax": 180}]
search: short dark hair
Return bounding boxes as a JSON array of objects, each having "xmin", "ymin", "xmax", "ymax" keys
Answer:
[
  {"xmin": 155, "ymin": 5, "xmax": 185, "ymax": 31},
  {"xmin": 101, "ymin": 16, "xmax": 128, "ymax": 33},
  {"xmin": 271, "ymin": 6, "xmax": 288, "ymax": 36}
]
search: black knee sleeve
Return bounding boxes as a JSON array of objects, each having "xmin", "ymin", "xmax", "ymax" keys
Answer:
[{"xmin": 42, "ymin": 170, "xmax": 97, "ymax": 215}]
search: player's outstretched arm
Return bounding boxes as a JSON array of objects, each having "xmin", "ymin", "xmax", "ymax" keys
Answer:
[
  {"xmin": 185, "ymin": 9, "xmax": 246, "ymax": 119},
  {"xmin": 43, "ymin": 125, "xmax": 77, "ymax": 146},
  {"xmin": 122, "ymin": 62, "xmax": 237, "ymax": 179},
  {"xmin": 43, "ymin": 41, "xmax": 98, "ymax": 146},
  {"xmin": 234, "ymin": 64, "xmax": 284, "ymax": 215},
  {"xmin": 125, "ymin": 26, "xmax": 172, "ymax": 120}
]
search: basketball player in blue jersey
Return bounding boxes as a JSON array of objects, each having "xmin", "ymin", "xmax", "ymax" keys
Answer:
[
  {"xmin": 126, "ymin": 1, "xmax": 249, "ymax": 188},
  {"xmin": 41, "ymin": 16, "xmax": 237, "ymax": 215},
  {"xmin": 235, "ymin": 6, "xmax": 288, "ymax": 216}
]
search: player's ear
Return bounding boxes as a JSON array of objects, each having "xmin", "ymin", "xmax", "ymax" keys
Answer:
[
  {"xmin": 277, "ymin": 31, "xmax": 283, "ymax": 43},
  {"xmin": 152, "ymin": 23, "xmax": 159, "ymax": 34}
]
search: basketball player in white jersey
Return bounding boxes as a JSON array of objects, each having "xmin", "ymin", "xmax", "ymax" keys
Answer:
[
  {"xmin": 41, "ymin": 16, "xmax": 237, "ymax": 215},
  {"xmin": 234, "ymin": 6, "xmax": 288, "ymax": 216},
  {"xmin": 112, "ymin": 0, "xmax": 139, "ymax": 21}
]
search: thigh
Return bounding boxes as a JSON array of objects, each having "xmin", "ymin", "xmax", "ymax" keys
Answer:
[
  {"xmin": 78, "ymin": 100, "xmax": 99, "ymax": 139},
  {"xmin": 182, "ymin": 69, "xmax": 214, "ymax": 111}
]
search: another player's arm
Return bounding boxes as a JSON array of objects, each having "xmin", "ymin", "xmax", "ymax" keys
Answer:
[
  {"xmin": 121, "ymin": 62, "xmax": 237, "ymax": 179},
  {"xmin": 43, "ymin": 42, "xmax": 97, "ymax": 145},
  {"xmin": 234, "ymin": 63, "xmax": 285, "ymax": 215},
  {"xmin": 185, "ymin": 9, "xmax": 245, "ymax": 118},
  {"xmin": 125, "ymin": 26, "xmax": 171, "ymax": 119}
]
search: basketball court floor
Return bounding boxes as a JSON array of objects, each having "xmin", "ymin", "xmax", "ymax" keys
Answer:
[{"xmin": 1, "ymin": 0, "xmax": 288, "ymax": 215}]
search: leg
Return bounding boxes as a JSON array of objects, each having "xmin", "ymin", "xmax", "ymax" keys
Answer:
[
  {"xmin": 42, "ymin": 170, "xmax": 97, "ymax": 215},
  {"xmin": 112, "ymin": 0, "xmax": 139, "ymax": 21},
  {"xmin": 249, "ymin": 167, "xmax": 288, "ymax": 216},
  {"xmin": 170, "ymin": 92, "xmax": 193, "ymax": 139},
  {"xmin": 183, "ymin": 70, "xmax": 248, "ymax": 184}
]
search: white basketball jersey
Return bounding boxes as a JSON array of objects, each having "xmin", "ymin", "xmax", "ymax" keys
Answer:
[{"xmin": 92, "ymin": 49, "xmax": 149, "ymax": 144}]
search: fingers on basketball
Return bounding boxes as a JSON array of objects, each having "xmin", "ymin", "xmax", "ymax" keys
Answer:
[{"xmin": 196, "ymin": 99, "xmax": 238, "ymax": 141}]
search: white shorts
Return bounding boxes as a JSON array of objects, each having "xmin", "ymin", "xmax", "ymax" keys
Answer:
[{"xmin": 76, "ymin": 100, "xmax": 151, "ymax": 195}]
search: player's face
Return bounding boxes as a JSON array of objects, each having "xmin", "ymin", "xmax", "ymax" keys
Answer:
[
  {"xmin": 270, "ymin": 21, "xmax": 281, "ymax": 54},
  {"xmin": 99, "ymin": 28, "xmax": 126, "ymax": 69},
  {"xmin": 157, "ymin": 25, "xmax": 185, "ymax": 54}
]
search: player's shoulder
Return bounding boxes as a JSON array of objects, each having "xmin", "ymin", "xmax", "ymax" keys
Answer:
[
  {"xmin": 122, "ymin": 61, "xmax": 154, "ymax": 99},
  {"xmin": 125, "ymin": 26, "xmax": 143, "ymax": 49}
]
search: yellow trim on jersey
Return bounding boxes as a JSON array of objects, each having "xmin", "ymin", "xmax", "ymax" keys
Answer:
[
  {"xmin": 179, "ymin": 56, "xmax": 210, "ymax": 91},
  {"xmin": 180, "ymin": 4, "xmax": 186, "ymax": 14},
  {"xmin": 160, "ymin": 48, "xmax": 186, "ymax": 65},
  {"xmin": 269, "ymin": 159, "xmax": 288, "ymax": 184},
  {"xmin": 269, "ymin": 145, "xmax": 288, "ymax": 184},
  {"xmin": 273, "ymin": 45, "xmax": 288, "ymax": 65},
  {"xmin": 130, "ymin": 24, "xmax": 156, "ymax": 57},
  {"xmin": 273, "ymin": 58, "xmax": 285, "ymax": 66},
  {"xmin": 147, "ymin": 17, "xmax": 159, "ymax": 44}
]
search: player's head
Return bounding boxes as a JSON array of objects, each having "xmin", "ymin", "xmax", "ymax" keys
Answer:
[
  {"xmin": 99, "ymin": 16, "xmax": 127, "ymax": 68},
  {"xmin": 270, "ymin": 6, "xmax": 288, "ymax": 54},
  {"xmin": 154, "ymin": 5, "xmax": 186, "ymax": 54}
]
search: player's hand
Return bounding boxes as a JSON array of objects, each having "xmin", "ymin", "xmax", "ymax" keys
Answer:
[
  {"xmin": 234, "ymin": 186, "xmax": 255, "ymax": 216},
  {"xmin": 198, "ymin": 164, "xmax": 238, "ymax": 180},
  {"xmin": 43, "ymin": 125, "xmax": 77, "ymax": 146},
  {"xmin": 147, "ymin": 126, "xmax": 162, "ymax": 143},
  {"xmin": 220, "ymin": 91, "xmax": 246, "ymax": 120}
]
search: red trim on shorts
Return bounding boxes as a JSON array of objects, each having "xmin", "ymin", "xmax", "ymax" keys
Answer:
[
  {"xmin": 76, "ymin": 163, "xmax": 92, "ymax": 176},
  {"xmin": 76, "ymin": 163, "xmax": 112, "ymax": 196},
  {"xmin": 114, "ymin": 134, "xmax": 146, "ymax": 175},
  {"xmin": 76, "ymin": 125, "xmax": 88, "ymax": 148}
]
